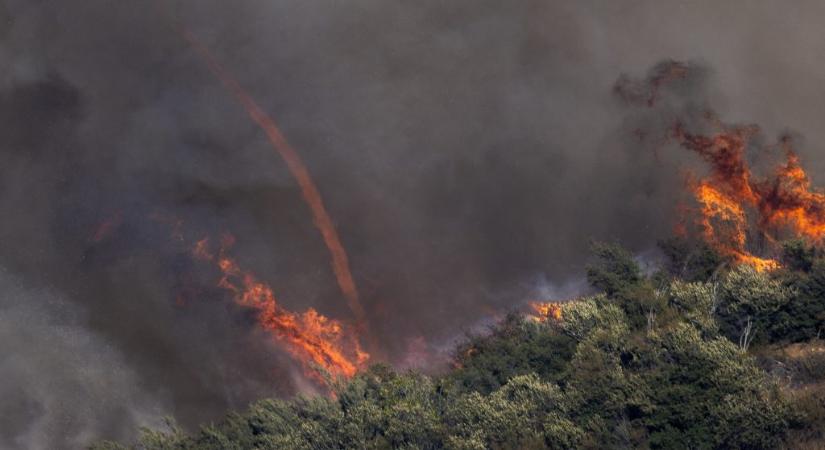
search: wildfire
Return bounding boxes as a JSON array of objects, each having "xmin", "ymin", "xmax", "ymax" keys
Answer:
[
  {"xmin": 759, "ymin": 147, "xmax": 825, "ymax": 239},
  {"xmin": 528, "ymin": 301, "xmax": 563, "ymax": 322},
  {"xmin": 615, "ymin": 60, "xmax": 825, "ymax": 271},
  {"xmin": 193, "ymin": 235, "xmax": 368, "ymax": 381},
  {"xmin": 674, "ymin": 124, "xmax": 825, "ymax": 271},
  {"xmin": 156, "ymin": 1, "xmax": 368, "ymax": 334}
]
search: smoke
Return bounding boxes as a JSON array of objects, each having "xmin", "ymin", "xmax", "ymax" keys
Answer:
[
  {"xmin": 1, "ymin": 0, "xmax": 824, "ymax": 446},
  {"xmin": 0, "ymin": 269, "xmax": 164, "ymax": 448}
]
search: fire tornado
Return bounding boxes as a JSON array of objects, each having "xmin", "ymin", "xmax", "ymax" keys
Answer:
[{"xmin": 161, "ymin": 6, "xmax": 368, "ymax": 332}]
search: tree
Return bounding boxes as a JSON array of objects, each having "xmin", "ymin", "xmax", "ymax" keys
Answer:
[
  {"xmin": 444, "ymin": 374, "xmax": 582, "ymax": 450},
  {"xmin": 658, "ymin": 237, "xmax": 724, "ymax": 282},
  {"xmin": 716, "ymin": 265, "xmax": 794, "ymax": 347},
  {"xmin": 770, "ymin": 258, "xmax": 825, "ymax": 343},
  {"xmin": 586, "ymin": 242, "xmax": 643, "ymax": 296},
  {"xmin": 667, "ymin": 280, "xmax": 718, "ymax": 336},
  {"xmin": 449, "ymin": 314, "xmax": 576, "ymax": 394},
  {"xmin": 94, "ymin": 243, "xmax": 805, "ymax": 450},
  {"xmin": 782, "ymin": 239, "xmax": 818, "ymax": 273}
]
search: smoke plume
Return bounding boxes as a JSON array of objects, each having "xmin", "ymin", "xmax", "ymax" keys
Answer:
[{"xmin": 1, "ymin": 0, "xmax": 824, "ymax": 446}]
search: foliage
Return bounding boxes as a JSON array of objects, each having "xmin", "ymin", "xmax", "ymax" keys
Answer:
[
  {"xmin": 586, "ymin": 241, "xmax": 669, "ymax": 331},
  {"xmin": 586, "ymin": 241, "xmax": 642, "ymax": 296},
  {"xmin": 558, "ymin": 294, "xmax": 625, "ymax": 342},
  {"xmin": 658, "ymin": 237, "xmax": 725, "ymax": 282},
  {"xmin": 715, "ymin": 265, "xmax": 795, "ymax": 347},
  {"xmin": 758, "ymin": 340, "xmax": 825, "ymax": 449},
  {"xmin": 444, "ymin": 374, "xmax": 583, "ymax": 450},
  {"xmin": 773, "ymin": 258, "xmax": 825, "ymax": 343},
  {"xmin": 782, "ymin": 239, "xmax": 819, "ymax": 273},
  {"xmin": 713, "ymin": 255, "xmax": 825, "ymax": 345},
  {"xmin": 448, "ymin": 314, "xmax": 576, "ymax": 395},
  {"xmin": 667, "ymin": 280, "xmax": 718, "ymax": 335},
  {"xmin": 97, "ymin": 242, "xmax": 825, "ymax": 450}
]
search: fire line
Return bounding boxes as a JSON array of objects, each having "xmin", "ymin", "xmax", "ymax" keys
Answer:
[{"xmin": 193, "ymin": 235, "xmax": 368, "ymax": 381}]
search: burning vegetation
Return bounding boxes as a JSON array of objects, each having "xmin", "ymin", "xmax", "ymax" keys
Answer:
[
  {"xmin": 675, "ymin": 124, "xmax": 825, "ymax": 271},
  {"xmin": 88, "ymin": 54, "xmax": 825, "ymax": 449},
  {"xmin": 143, "ymin": 4, "xmax": 374, "ymax": 386},
  {"xmin": 618, "ymin": 61, "xmax": 825, "ymax": 273},
  {"xmin": 100, "ymin": 234, "xmax": 825, "ymax": 449},
  {"xmin": 9, "ymin": 0, "xmax": 825, "ymax": 443},
  {"xmin": 528, "ymin": 301, "xmax": 563, "ymax": 322},
  {"xmin": 192, "ymin": 235, "xmax": 368, "ymax": 382},
  {"xmin": 160, "ymin": 0, "xmax": 369, "ymax": 334}
]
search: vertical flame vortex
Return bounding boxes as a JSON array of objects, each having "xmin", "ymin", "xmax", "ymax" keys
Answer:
[{"xmin": 159, "ymin": 2, "xmax": 368, "ymax": 333}]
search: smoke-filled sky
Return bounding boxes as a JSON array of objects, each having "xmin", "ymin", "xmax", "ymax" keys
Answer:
[{"xmin": 2, "ymin": 0, "xmax": 825, "ymax": 447}]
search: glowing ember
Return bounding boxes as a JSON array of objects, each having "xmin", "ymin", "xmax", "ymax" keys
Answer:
[
  {"xmin": 193, "ymin": 236, "xmax": 368, "ymax": 381},
  {"xmin": 528, "ymin": 301, "xmax": 563, "ymax": 322}
]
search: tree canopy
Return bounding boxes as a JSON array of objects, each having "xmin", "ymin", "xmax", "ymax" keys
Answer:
[{"xmin": 95, "ymin": 241, "xmax": 825, "ymax": 450}]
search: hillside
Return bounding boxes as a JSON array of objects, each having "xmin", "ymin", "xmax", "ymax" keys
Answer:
[{"xmin": 95, "ymin": 240, "xmax": 825, "ymax": 450}]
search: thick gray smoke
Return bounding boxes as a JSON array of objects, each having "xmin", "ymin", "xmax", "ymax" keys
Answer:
[
  {"xmin": 1, "ymin": 0, "xmax": 823, "ymax": 447},
  {"xmin": 0, "ymin": 270, "xmax": 165, "ymax": 448}
]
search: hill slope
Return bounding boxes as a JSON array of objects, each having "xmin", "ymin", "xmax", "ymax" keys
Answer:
[{"xmin": 95, "ymin": 241, "xmax": 825, "ymax": 449}]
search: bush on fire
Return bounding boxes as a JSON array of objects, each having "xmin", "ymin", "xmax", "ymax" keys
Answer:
[{"xmin": 94, "ymin": 241, "xmax": 825, "ymax": 450}]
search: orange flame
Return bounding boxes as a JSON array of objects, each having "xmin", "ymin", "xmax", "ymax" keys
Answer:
[
  {"xmin": 675, "ymin": 124, "xmax": 825, "ymax": 270},
  {"xmin": 758, "ymin": 146, "xmax": 825, "ymax": 240},
  {"xmin": 193, "ymin": 236, "xmax": 368, "ymax": 381},
  {"xmin": 690, "ymin": 181, "xmax": 779, "ymax": 271},
  {"xmin": 156, "ymin": 2, "xmax": 368, "ymax": 334},
  {"xmin": 615, "ymin": 61, "xmax": 825, "ymax": 270},
  {"xmin": 528, "ymin": 301, "xmax": 563, "ymax": 322}
]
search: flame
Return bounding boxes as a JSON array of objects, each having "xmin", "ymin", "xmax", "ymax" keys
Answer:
[
  {"xmin": 758, "ymin": 147, "xmax": 825, "ymax": 239},
  {"xmin": 615, "ymin": 61, "xmax": 825, "ymax": 270},
  {"xmin": 675, "ymin": 124, "xmax": 825, "ymax": 271},
  {"xmin": 691, "ymin": 181, "xmax": 778, "ymax": 271},
  {"xmin": 528, "ymin": 301, "xmax": 563, "ymax": 322},
  {"xmin": 193, "ymin": 236, "xmax": 368, "ymax": 381},
  {"xmin": 156, "ymin": 1, "xmax": 368, "ymax": 333}
]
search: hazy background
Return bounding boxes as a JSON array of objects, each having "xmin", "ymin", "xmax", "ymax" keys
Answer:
[{"xmin": 1, "ymin": 0, "xmax": 824, "ymax": 447}]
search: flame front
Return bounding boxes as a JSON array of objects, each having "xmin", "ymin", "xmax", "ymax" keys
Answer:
[
  {"xmin": 529, "ymin": 301, "xmax": 563, "ymax": 322},
  {"xmin": 675, "ymin": 124, "xmax": 825, "ymax": 270},
  {"xmin": 691, "ymin": 181, "xmax": 780, "ymax": 271},
  {"xmin": 194, "ymin": 236, "xmax": 368, "ymax": 382},
  {"xmin": 759, "ymin": 149, "xmax": 825, "ymax": 239}
]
